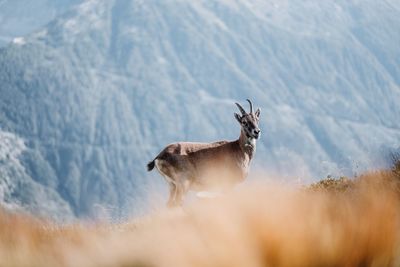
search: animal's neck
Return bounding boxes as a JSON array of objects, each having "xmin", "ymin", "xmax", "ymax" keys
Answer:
[{"xmin": 238, "ymin": 130, "xmax": 256, "ymax": 159}]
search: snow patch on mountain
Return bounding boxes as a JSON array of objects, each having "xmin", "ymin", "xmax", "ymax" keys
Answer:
[{"xmin": 12, "ymin": 37, "xmax": 26, "ymax": 46}]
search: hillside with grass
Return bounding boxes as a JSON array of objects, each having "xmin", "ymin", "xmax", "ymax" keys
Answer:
[{"xmin": 1, "ymin": 158, "xmax": 400, "ymax": 267}]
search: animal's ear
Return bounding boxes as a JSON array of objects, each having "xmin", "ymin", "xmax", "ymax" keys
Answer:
[
  {"xmin": 255, "ymin": 108, "xmax": 261, "ymax": 119},
  {"xmin": 234, "ymin": 113, "xmax": 242, "ymax": 123}
]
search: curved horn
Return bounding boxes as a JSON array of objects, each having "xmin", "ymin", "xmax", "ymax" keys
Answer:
[
  {"xmin": 235, "ymin": 102, "xmax": 246, "ymax": 115},
  {"xmin": 246, "ymin": 99, "xmax": 253, "ymax": 114}
]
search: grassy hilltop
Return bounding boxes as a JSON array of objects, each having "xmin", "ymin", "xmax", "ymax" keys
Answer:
[{"xmin": 1, "ymin": 158, "xmax": 400, "ymax": 267}]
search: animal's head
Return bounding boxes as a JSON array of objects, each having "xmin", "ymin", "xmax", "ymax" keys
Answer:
[{"xmin": 234, "ymin": 99, "xmax": 261, "ymax": 139}]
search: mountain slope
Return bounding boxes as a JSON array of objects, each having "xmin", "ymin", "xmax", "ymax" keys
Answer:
[
  {"xmin": 0, "ymin": 129, "xmax": 73, "ymax": 221},
  {"xmin": 0, "ymin": 0, "xmax": 82, "ymax": 47},
  {"xmin": 0, "ymin": 0, "xmax": 399, "ymax": 219}
]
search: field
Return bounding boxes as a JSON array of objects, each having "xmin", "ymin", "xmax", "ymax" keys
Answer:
[{"xmin": 1, "ymin": 169, "xmax": 400, "ymax": 267}]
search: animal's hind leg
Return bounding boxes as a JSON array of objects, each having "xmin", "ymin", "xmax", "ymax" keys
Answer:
[
  {"xmin": 167, "ymin": 183, "xmax": 177, "ymax": 208},
  {"xmin": 173, "ymin": 183, "xmax": 183, "ymax": 206},
  {"xmin": 154, "ymin": 159, "xmax": 180, "ymax": 208},
  {"xmin": 173, "ymin": 179, "xmax": 190, "ymax": 207}
]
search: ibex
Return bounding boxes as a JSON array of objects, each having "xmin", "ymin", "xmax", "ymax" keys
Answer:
[{"xmin": 147, "ymin": 99, "xmax": 261, "ymax": 207}]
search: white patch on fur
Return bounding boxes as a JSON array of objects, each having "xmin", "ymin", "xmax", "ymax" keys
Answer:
[{"xmin": 245, "ymin": 137, "xmax": 256, "ymax": 148}]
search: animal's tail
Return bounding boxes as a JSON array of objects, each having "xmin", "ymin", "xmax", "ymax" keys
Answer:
[{"xmin": 147, "ymin": 159, "xmax": 156, "ymax": 171}]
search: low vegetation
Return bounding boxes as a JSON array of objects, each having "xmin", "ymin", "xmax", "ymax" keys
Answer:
[{"xmin": 1, "ymin": 158, "xmax": 400, "ymax": 267}]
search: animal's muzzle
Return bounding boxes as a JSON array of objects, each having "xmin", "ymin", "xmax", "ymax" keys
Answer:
[{"xmin": 253, "ymin": 128, "xmax": 261, "ymax": 139}]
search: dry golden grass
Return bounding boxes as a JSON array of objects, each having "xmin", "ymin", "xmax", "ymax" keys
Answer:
[{"xmin": 1, "ymin": 171, "xmax": 400, "ymax": 267}]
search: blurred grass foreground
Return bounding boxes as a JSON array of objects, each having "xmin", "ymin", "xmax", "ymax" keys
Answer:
[{"xmin": 1, "ymin": 160, "xmax": 400, "ymax": 267}]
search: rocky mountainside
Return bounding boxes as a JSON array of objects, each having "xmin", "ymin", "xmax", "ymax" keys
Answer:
[
  {"xmin": 0, "ymin": 0, "xmax": 399, "ymax": 220},
  {"xmin": 0, "ymin": 0, "xmax": 81, "ymax": 47},
  {"xmin": 0, "ymin": 129, "xmax": 73, "ymax": 221}
]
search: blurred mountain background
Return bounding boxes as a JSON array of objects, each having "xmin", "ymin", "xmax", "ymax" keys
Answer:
[
  {"xmin": 0, "ymin": 0, "xmax": 81, "ymax": 47},
  {"xmin": 0, "ymin": 0, "xmax": 399, "ymax": 221}
]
